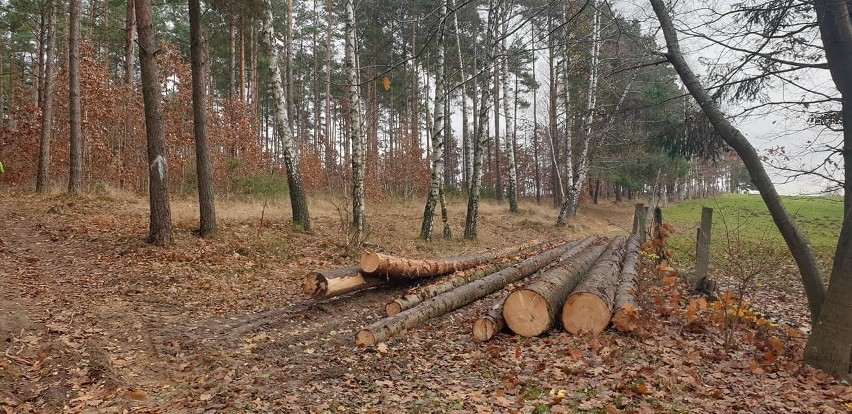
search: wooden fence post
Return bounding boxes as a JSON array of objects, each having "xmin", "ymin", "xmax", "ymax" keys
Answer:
[
  {"xmin": 694, "ymin": 206, "xmax": 713, "ymax": 290},
  {"xmin": 632, "ymin": 203, "xmax": 646, "ymax": 244}
]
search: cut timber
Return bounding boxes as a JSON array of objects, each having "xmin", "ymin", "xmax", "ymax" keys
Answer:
[
  {"xmin": 386, "ymin": 263, "xmax": 504, "ymax": 316},
  {"xmin": 562, "ymin": 236, "xmax": 627, "ymax": 335},
  {"xmin": 502, "ymin": 241, "xmax": 608, "ymax": 337},
  {"xmin": 385, "ymin": 238, "xmax": 567, "ymax": 315},
  {"xmin": 302, "ymin": 266, "xmax": 385, "ymax": 299},
  {"xmin": 611, "ymin": 235, "xmax": 641, "ymax": 332},
  {"xmin": 473, "ymin": 296, "xmax": 507, "ymax": 342},
  {"xmin": 361, "ymin": 239, "xmax": 547, "ymax": 279},
  {"xmin": 356, "ymin": 236, "xmax": 598, "ymax": 346}
]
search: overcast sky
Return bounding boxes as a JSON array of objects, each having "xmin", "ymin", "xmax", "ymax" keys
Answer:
[{"xmin": 614, "ymin": 0, "xmax": 843, "ymax": 195}]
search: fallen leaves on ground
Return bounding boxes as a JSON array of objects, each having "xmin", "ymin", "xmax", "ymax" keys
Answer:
[{"xmin": 0, "ymin": 193, "xmax": 848, "ymax": 413}]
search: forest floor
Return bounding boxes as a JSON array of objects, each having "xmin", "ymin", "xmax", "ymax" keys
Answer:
[{"xmin": 0, "ymin": 188, "xmax": 849, "ymax": 413}]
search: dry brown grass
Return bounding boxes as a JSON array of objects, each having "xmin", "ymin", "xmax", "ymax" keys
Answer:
[{"xmin": 167, "ymin": 192, "xmax": 636, "ymax": 257}]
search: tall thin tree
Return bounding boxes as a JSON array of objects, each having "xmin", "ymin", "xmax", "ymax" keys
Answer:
[
  {"xmin": 464, "ymin": 0, "xmax": 496, "ymax": 240},
  {"xmin": 124, "ymin": 0, "xmax": 135, "ymax": 86},
  {"xmin": 345, "ymin": 0, "xmax": 366, "ymax": 241},
  {"xmin": 557, "ymin": 2, "xmax": 601, "ymax": 225},
  {"xmin": 420, "ymin": 0, "xmax": 451, "ymax": 241},
  {"xmin": 136, "ymin": 0, "xmax": 173, "ymax": 245},
  {"xmin": 68, "ymin": 0, "xmax": 82, "ymax": 194},
  {"xmin": 260, "ymin": 0, "xmax": 311, "ymax": 231},
  {"xmin": 36, "ymin": 0, "xmax": 56, "ymax": 193},
  {"xmin": 501, "ymin": 10, "xmax": 518, "ymax": 212},
  {"xmin": 189, "ymin": 0, "xmax": 216, "ymax": 237}
]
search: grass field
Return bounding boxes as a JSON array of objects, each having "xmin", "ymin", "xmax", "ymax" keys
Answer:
[{"xmin": 662, "ymin": 194, "xmax": 843, "ymax": 270}]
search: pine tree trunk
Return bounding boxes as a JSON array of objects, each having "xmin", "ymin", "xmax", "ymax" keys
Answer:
[
  {"xmin": 136, "ymin": 0, "xmax": 173, "ymax": 245},
  {"xmin": 189, "ymin": 0, "xmax": 216, "ymax": 237},
  {"xmin": 302, "ymin": 266, "xmax": 386, "ymax": 299},
  {"xmin": 68, "ymin": 0, "xmax": 83, "ymax": 195},
  {"xmin": 228, "ymin": 16, "xmax": 236, "ymax": 99},
  {"xmin": 356, "ymin": 237, "xmax": 594, "ymax": 346},
  {"xmin": 561, "ymin": 236, "xmax": 627, "ymax": 335},
  {"xmin": 345, "ymin": 0, "xmax": 366, "ymax": 241},
  {"xmin": 503, "ymin": 239, "xmax": 606, "ymax": 337},
  {"xmin": 35, "ymin": 11, "xmax": 44, "ymax": 108},
  {"xmin": 532, "ymin": 51, "xmax": 541, "ymax": 204},
  {"xmin": 239, "ymin": 16, "xmax": 246, "ymax": 102},
  {"xmin": 611, "ymin": 235, "xmax": 641, "ymax": 332},
  {"xmin": 124, "ymin": 0, "xmax": 135, "ymax": 86},
  {"xmin": 260, "ymin": 1, "xmax": 311, "ymax": 231},
  {"xmin": 36, "ymin": 0, "xmax": 56, "ymax": 193}
]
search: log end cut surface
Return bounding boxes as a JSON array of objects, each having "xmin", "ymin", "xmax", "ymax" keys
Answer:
[
  {"xmin": 472, "ymin": 318, "xmax": 498, "ymax": 342},
  {"xmin": 503, "ymin": 289, "xmax": 552, "ymax": 337},
  {"xmin": 360, "ymin": 252, "xmax": 381, "ymax": 274},
  {"xmin": 385, "ymin": 301, "xmax": 402, "ymax": 316},
  {"xmin": 355, "ymin": 329, "xmax": 376, "ymax": 347},
  {"xmin": 562, "ymin": 293, "xmax": 611, "ymax": 335},
  {"xmin": 302, "ymin": 272, "xmax": 326, "ymax": 297}
]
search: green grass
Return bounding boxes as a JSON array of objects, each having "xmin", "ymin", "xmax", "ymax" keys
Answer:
[{"xmin": 662, "ymin": 194, "xmax": 842, "ymax": 266}]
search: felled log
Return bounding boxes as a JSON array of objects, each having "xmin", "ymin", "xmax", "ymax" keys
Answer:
[
  {"xmin": 386, "ymin": 264, "xmax": 504, "ymax": 316},
  {"xmin": 472, "ymin": 296, "xmax": 507, "ymax": 342},
  {"xmin": 384, "ymin": 239, "xmax": 567, "ymax": 315},
  {"xmin": 360, "ymin": 239, "xmax": 547, "ymax": 279},
  {"xmin": 561, "ymin": 236, "xmax": 627, "ymax": 335},
  {"xmin": 611, "ymin": 235, "xmax": 641, "ymax": 332},
  {"xmin": 302, "ymin": 267, "xmax": 386, "ymax": 299},
  {"xmin": 502, "ymin": 241, "xmax": 608, "ymax": 337},
  {"xmin": 355, "ymin": 236, "xmax": 597, "ymax": 347}
]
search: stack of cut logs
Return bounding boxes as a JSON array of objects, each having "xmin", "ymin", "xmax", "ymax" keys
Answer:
[{"xmin": 301, "ymin": 234, "xmax": 643, "ymax": 347}]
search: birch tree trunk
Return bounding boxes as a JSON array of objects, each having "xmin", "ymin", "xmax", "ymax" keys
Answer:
[
  {"xmin": 345, "ymin": 0, "xmax": 366, "ymax": 240},
  {"xmin": 68, "ymin": 0, "xmax": 83, "ymax": 195},
  {"xmin": 452, "ymin": 0, "xmax": 472, "ymax": 188},
  {"xmin": 36, "ymin": 0, "xmax": 56, "ymax": 193},
  {"xmin": 502, "ymin": 18, "xmax": 518, "ymax": 213},
  {"xmin": 190, "ymin": 0, "xmax": 216, "ymax": 237},
  {"xmin": 557, "ymin": 3, "xmax": 601, "ymax": 225},
  {"xmin": 492, "ymin": 11, "xmax": 503, "ymax": 203},
  {"xmin": 464, "ymin": 0, "xmax": 496, "ymax": 240},
  {"xmin": 420, "ymin": 0, "xmax": 450, "ymax": 241},
  {"xmin": 260, "ymin": 0, "xmax": 311, "ymax": 231},
  {"xmin": 136, "ymin": 0, "xmax": 173, "ymax": 245}
]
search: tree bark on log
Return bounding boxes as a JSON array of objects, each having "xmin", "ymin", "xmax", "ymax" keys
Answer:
[
  {"xmin": 302, "ymin": 266, "xmax": 386, "ymax": 299},
  {"xmin": 502, "ymin": 240, "xmax": 608, "ymax": 337},
  {"xmin": 562, "ymin": 236, "xmax": 627, "ymax": 335},
  {"xmin": 612, "ymin": 235, "xmax": 641, "ymax": 332},
  {"xmin": 473, "ymin": 296, "xmax": 507, "ymax": 342},
  {"xmin": 361, "ymin": 239, "xmax": 544, "ymax": 279},
  {"xmin": 384, "ymin": 239, "xmax": 566, "ymax": 315},
  {"xmin": 356, "ymin": 236, "xmax": 597, "ymax": 346}
]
